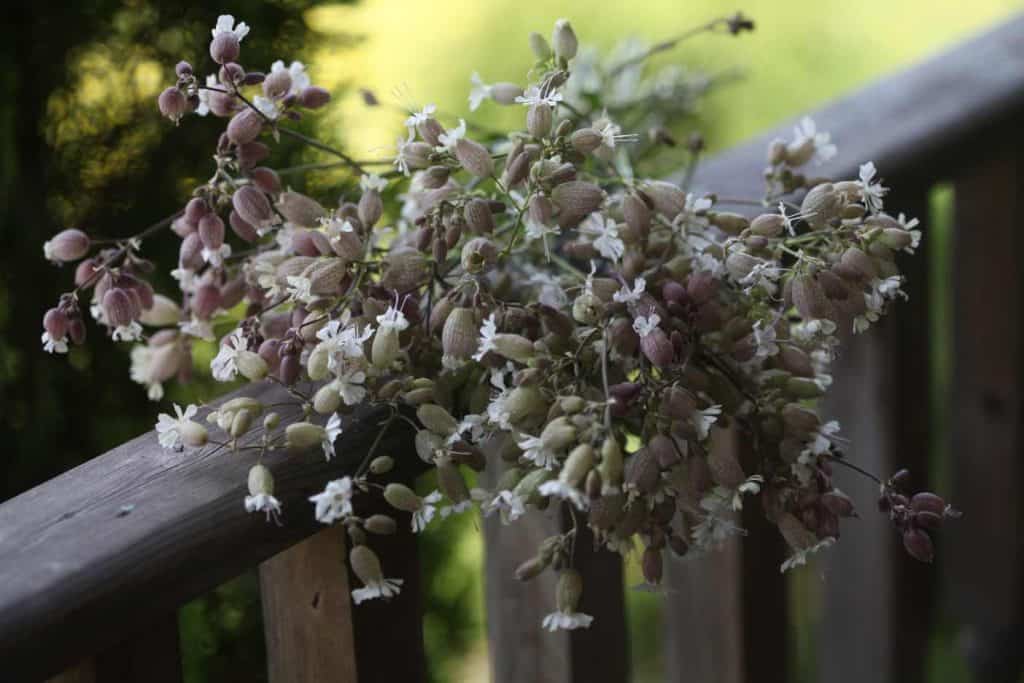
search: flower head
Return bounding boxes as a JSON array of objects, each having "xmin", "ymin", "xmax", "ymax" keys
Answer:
[
  {"xmin": 613, "ymin": 276, "xmax": 646, "ymax": 304},
  {"xmin": 322, "ymin": 413, "xmax": 342, "ymax": 459},
  {"xmin": 859, "ymin": 161, "xmax": 888, "ymax": 214},
  {"xmin": 632, "ymin": 314, "xmax": 661, "ymax": 339},
  {"xmin": 438, "ymin": 119, "xmax": 467, "ymax": 150},
  {"xmin": 212, "ymin": 14, "xmax": 250, "ymax": 41},
  {"xmin": 309, "ymin": 476, "xmax": 354, "ymax": 524},
  {"xmin": 155, "ymin": 403, "xmax": 199, "ymax": 450},
  {"xmin": 472, "ymin": 313, "xmax": 498, "ymax": 361},
  {"xmin": 405, "ymin": 103, "xmax": 436, "ymax": 129}
]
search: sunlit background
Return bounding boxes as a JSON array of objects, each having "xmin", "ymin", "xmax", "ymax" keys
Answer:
[{"xmin": 1, "ymin": 0, "xmax": 1021, "ymax": 681}]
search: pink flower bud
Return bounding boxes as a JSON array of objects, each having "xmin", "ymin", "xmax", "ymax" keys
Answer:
[
  {"xmin": 210, "ymin": 33, "xmax": 240, "ymax": 65},
  {"xmin": 910, "ymin": 492, "xmax": 946, "ymax": 515},
  {"xmin": 218, "ymin": 63, "xmax": 244, "ymax": 85},
  {"xmin": 278, "ymin": 353, "xmax": 301, "ymax": 385},
  {"xmin": 358, "ymin": 190, "xmax": 384, "ymax": 228},
  {"xmin": 226, "ymin": 109, "xmax": 264, "ymax": 145},
  {"xmin": 198, "ymin": 214, "xmax": 225, "ymax": 250},
  {"xmin": 45, "ymin": 229, "xmax": 91, "ymax": 263},
  {"xmin": 902, "ymin": 528, "xmax": 934, "ymax": 563},
  {"xmin": 68, "ymin": 317, "xmax": 86, "ymax": 344},
  {"xmin": 249, "ymin": 166, "xmax": 281, "ymax": 195},
  {"xmin": 157, "ymin": 87, "xmax": 189, "ymax": 123},
  {"xmin": 455, "ymin": 138, "xmax": 495, "ymax": 178},
  {"xmin": 43, "ymin": 308, "xmax": 69, "ymax": 339},
  {"xmin": 103, "ymin": 288, "xmax": 136, "ymax": 327},
  {"xmin": 298, "ymin": 86, "xmax": 331, "ymax": 109},
  {"xmin": 608, "ymin": 382, "xmax": 642, "ymax": 417},
  {"xmin": 175, "ymin": 61, "xmax": 193, "ymax": 77},
  {"xmin": 74, "ymin": 258, "xmax": 100, "ymax": 287},
  {"xmin": 263, "ymin": 70, "xmax": 292, "ymax": 99},
  {"xmin": 640, "ymin": 328, "xmax": 674, "ymax": 367},
  {"xmin": 229, "ymin": 210, "xmax": 259, "ymax": 243},
  {"xmin": 179, "ymin": 232, "xmax": 204, "ymax": 270},
  {"xmin": 192, "ymin": 283, "xmax": 222, "ymax": 320},
  {"xmin": 184, "ymin": 197, "xmax": 210, "ymax": 226},
  {"xmin": 232, "ymin": 186, "xmax": 272, "ymax": 228},
  {"xmin": 417, "ymin": 118, "xmax": 443, "ymax": 147},
  {"xmin": 208, "ymin": 90, "xmax": 238, "ymax": 117}
]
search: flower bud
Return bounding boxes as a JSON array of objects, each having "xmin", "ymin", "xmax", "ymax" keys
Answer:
[
  {"xmin": 552, "ymin": 19, "xmax": 578, "ymax": 61},
  {"xmin": 442, "ymin": 307, "xmax": 479, "ymax": 360},
  {"xmin": 44, "ymin": 229, "xmax": 91, "ymax": 263},
  {"xmin": 263, "ymin": 69, "xmax": 292, "ymax": 99},
  {"xmin": 463, "ymin": 199, "xmax": 495, "ymax": 234},
  {"xmin": 551, "ymin": 181, "xmax": 604, "ymax": 218},
  {"xmin": 313, "ymin": 383, "xmax": 342, "ymax": 415},
  {"xmin": 210, "ymin": 33, "xmax": 240, "ymax": 64},
  {"xmin": 158, "ymin": 87, "xmax": 190, "ymax": 123},
  {"xmin": 418, "ymin": 404, "xmax": 458, "ymax": 436},
  {"xmin": 192, "ymin": 283, "xmax": 222, "ymax": 320},
  {"xmin": 285, "ymin": 422, "xmax": 326, "ymax": 453},
  {"xmin": 505, "ymin": 386, "xmax": 547, "ymax": 426},
  {"xmin": 639, "ymin": 180, "xmax": 686, "ymax": 219},
  {"xmin": 902, "ymin": 527, "xmax": 934, "ymax": 563},
  {"xmin": 384, "ymin": 482, "xmax": 422, "ymax": 512},
  {"xmin": 232, "ymin": 187, "xmax": 273, "ymax": 231},
  {"xmin": 369, "ymin": 456, "xmax": 394, "ymax": 475},
  {"xmin": 417, "ymin": 118, "xmax": 444, "ymax": 146},
  {"xmin": 43, "ymin": 308, "xmax": 69, "ymax": 339},
  {"xmin": 541, "ymin": 416, "xmax": 577, "ymax": 451},
  {"xmin": 555, "ymin": 568, "xmax": 583, "ymax": 614},
  {"xmin": 801, "ymin": 183, "xmax": 842, "ymax": 229},
  {"xmin": 365, "ymin": 514, "xmax": 397, "ymax": 535},
  {"xmin": 349, "ymin": 545, "xmax": 385, "ymax": 587},
  {"xmin": 180, "ymin": 420, "xmax": 209, "ymax": 448},
  {"xmin": 625, "ymin": 448, "xmax": 660, "ymax": 494},
  {"xmin": 622, "ymin": 193, "xmax": 652, "ymax": 233},
  {"xmin": 226, "ymin": 109, "xmax": 264, "ymax": 145},
  {"xmin": 527, "ymin": 104, "xmax": 553, "ymax": 138},
  {"xmin": 515, "ymin": 555, "xmax": 548, "ymax": 581},
  {"xmin": 358, "ymin": 190, "xmax": 384, "ymax": 228},
  {"xmin": 371, "ymin": 326, "xmax": 401, "ymax": 368},
  {"xmin": 198, "ymin": 214, "xmax": 225, "ymax": 251},
  {"xmin": 708, "ymin": 211, "xmax": 749, "ymax": 235},
  {"xmin": 231, "ymin": 408, "xmax": 254, "ymax": 438},
  {"xmin": 455, "ymin": 138, "xmax": 494, "ymax": 178},
  {"xmin": 492, "ymin": 334, "xmax": 535, "ymax": 364},
  {"xmin": 277, "ymin": 191, "xmax": 326, "ymax": 228},
  {"xmin": 570, "ymin": 128, "xmax": 602, "ymax": 154},
  {"xmin": 560, "ymin": 444, "xmax": 593, "ymax": 487},
  {"xmin": 175, "ymin": 60, "xmax": 193, "ymax": 77},
  {"xmin": 103, "ymin": 288, "xmax": 136, "ymax": 327},
  {"xmin": 437, "ymin": 455, "xmax": 470, "ymax": 504},
  {"xmin": 791, "ymin": 275, "xmax": 833, "ymax": 321},
  {"xmin": 750, "ymin": 213, "xmax": 785, "ymax": 237},
  {"xmin": 502, "ymin": 151, "xmax": 530, "ymax": 187},
  {"xmin": 491, "ymin": 82, "xmax": 523, "ymax": 105},
  {"xmin": 640, "ymin": 328, "xmax": 674, "ymax": 368},
  {"xmin": 528, "ymin": 31, "xmax": 552, "ymax": 60},
  {"xmin": 236, "ymin": 350, "xmax": 268, "ymax": 381},
  {"xmin": 298, "ymin": 86, "xmax": 331, "ymax": 109}
]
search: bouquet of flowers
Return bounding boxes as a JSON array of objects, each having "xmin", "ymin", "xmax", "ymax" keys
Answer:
[{"xmin": 40, "ymin": 12, "xmax": 958, "ymax": 629}]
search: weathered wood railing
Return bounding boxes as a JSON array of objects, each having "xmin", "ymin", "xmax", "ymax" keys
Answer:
[{"xmin": 4, "ymin": 13, "xmax": 1024, "ymax": 682}]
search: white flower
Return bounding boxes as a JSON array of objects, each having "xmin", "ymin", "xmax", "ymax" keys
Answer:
[
  {"xmin": 317, "ymin": 316, "xmax": 373, "ymax": 364},
  {"xmin": 405, "ymin": 103, "xmax": 436, "ymax": 129},
  {"xmin": 472, "ymin": 313, "xmax": 498, "ymax": 361},
  {"xmin": 802, "ymin": 420, "xmax": 840, "ymax": 459},
  {"xmin": 201, "ymin": 243, "xmax": 231, "ymax": 267},
  {"xmin": 212, "ymin": 14, "xmax": 250, "ymax": 41},
  {"xmin": 285, "ymin": 275, "xmax": 314, "ymax": 304},
  {"xmin": 440, "ymin": 499, "xmax": 474, "ymax": 519},
  {"xmin": 613, "ymin": 276, "xmax": 646, "ymax": 304},
  {"xmin": 516, "ymin": 434, "xmax": 559, "ymax": 469},
  {"xmin": 791, "ymin": 116, "xmax": 836, "ymax": 166},
  {"xmin": 252, "ymin": 95, "xmax": 280, "ymax": 120},
  {"xmin": 691, "ymin": 404, "xmax": 722, "ymax": 440},
  {"xmin": 438, "ymin": 118, "xmax": 467, "ymax": 150},
  {"xmin": 245, "ymin": 493, "xmax": 282, "ymax": 524},
  {"xmin": 394, "ymin": 129, "xmax": 416, "ymax": 176},
  {"xmin": 334, "ymin": 367, "xmax": 367, "ymax": 406},
  {"xmin": 211, "ymin": 328, "xmax": 247, "ymax": 381},
  {"xmin": 179, "ymin": 316, "xmax": 215, "ymax": 341},
  {"xmin": 351, "ymin": 576, "xmax": 404, "ymax": 604},
  {"xmin": 360, "ymin": 173, "xmax": 388, "ymax": 193},
  {"xmin": 486, "ymin": 388, "xmax": 514, "ymax": 430},
  {"xmin": 781, "ymin": 537, "xmax": 835, "ymax": 573},
  {"xmin": 632, "ymin": 313, "xmax": 660, "ymax": 339},
  {"xmin": 195, "ymin": 74, "xmax": 219, "ymax": 116},
  {"xmin": 539, "ymin": 480, "xmax": 589, "ymax": 511},
  {"xmin": 751, "ymin": 320, "xmax": 780, "ymax": 361},
  {"xmin": 481, "ymin": 490, "xmax": 526, "ymax": 523},
  {"xmin": 524, "ymin": 217, "xmax": 561, "ymax": 259},
  {"xmin": 542, "ymin": 610, "xmax": 594, "ymax": 631},
  {"xmin": 155, "ymin": 403, "xmax": 199, "ymax": 450},
  {"xmin": 692, "ymin": 489, "xmax": 745, "ymax": 550},
  {"xmin": 309, "ymin": 476, "xmax": 353, "ymax": 525},
  {"xmin": 859, "ymin": 162, "xmax": 888, "ymax": 214},
  {"xmin": 376, "ymin": 305, "xmax": 410, "ymax": 332},
  {"xmin": 897, "ymin": 213, "xmax": 922, "ymax": 254},
  {"xmin": 112, "ymin": 322, "xmax": 143, "ymax": 342},
  {"xmin": 468, "ymin": 72, "xmax": 492, "ymax": 111},
  {"xmin": 579, "ymin": 213, "xmax": 625, "ymax": 261},
  {"xmin": 449, "ymin": 413, "xmax": 486, "ymax": 445},
  {"xmin": 322, "ymin": 413, "xmax": 342, "ymax": 460},
  {"xmin": 412, "ymin": 491, "xmax": 441, "ymax": 532},
  {"xmin": 515, "ymin": 86, "xmax": 564, "ymax": 108},
  {"xmin": 41, "ymin": 331, "xmax": 68, "ymax": 354},
  {"xmin": 269, "ymin": 60, "xmax": 310, "ymax": 96}
]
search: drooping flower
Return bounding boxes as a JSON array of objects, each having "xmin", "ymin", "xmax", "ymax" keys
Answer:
[
  {"xmin": 404, "ymin": 103, "xmax": 436, "ymax": 129},
  {"xmin": 859, "ymin": 161, "xmax": 888, "ymax": 214},
  {"xmin": 613, "ymin": 276, "xmax": 646, "ymax": 304},
  {"xmin": 632, "ymin": 313, "xmax": 661, "ymax": 338},
  {"xmin": 349, "ymin": 545, "xmax": 403, "ymax": 604},
  {"xmin": 468, "ymin": 72, "xmax": 492, "ymax": 111},
  {"xmin": 245, "ymin": 493, "xmax": 283, "ymax": 524},
  {"xmin": 112, "ymin": 321, "xmax": 144, "ymax": 342},
  {"xmin": 41, "ymin": 331, "xmax": 68, "ymax": 354},
  {"xmin": 412, "ymin": 490, "xmax": 441, "ymax": 532},
  {"xmin": 309, "ymin": 476, "xmax": 354, "ymax": 524},
  {"xmin": 790, "ymin": 116, "xmax": 836, "ymax": 166},
  {"xmin": 438, "ymin": 119, "xmax": 467, "ymax": 150},
  {"xmin": 155, "ymin": 403, "xmax": 199, "ymax": 450},
  {"xmin": 394, "ymin": 129, "xmax": 416, "ymax": 176},
  {"xmin": 516, "ymin": 434, "xmax": 559, "ymax": 469},
  {"xmin": 211, "ymin": 328, "xmax": 247, "ymax": 381},
  {"xmin": 269, "ymin": 60, "xmax": 310, "ymax": 96}
]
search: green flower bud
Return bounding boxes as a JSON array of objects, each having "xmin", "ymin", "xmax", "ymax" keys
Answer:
[
  {"xmin": 313, "ymin": 382, "xmax": 342, "ymax": 415},
  {"xmin": 247, "ymin": 464, "xmax": 274, "ymax": 496},
  {"xmin": 180, "ymin": 420, "xmax": 208, "ymax": 448},
  {"xmin": 369, "ymin": 455, "xmax": 394, "ymax": 475},
  {"xmin": 417, "ymin": 404, "xmax": 458, "ymax": 436},
  {"xmin": 365, "ymin": 514, "xmax": 397, "ymax": 535},
  {"xmin": 383, "ymin": 483, "xmax": 422, "ymax": 512},
  {"xmin": 285, "ymin": 422, "xmax": 326, "ymax": 453},
  {"xmin": 556, "ymin": 568, "xmax": 584, "ymax": 613}
]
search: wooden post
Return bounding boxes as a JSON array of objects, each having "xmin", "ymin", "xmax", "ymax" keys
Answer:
[
  {"xmin": 817, "ymin": 185, "xmax": 934, "ymax": 683},
  {"xmin": 664, "ymin": 428, "xmax": 745, "ymax": 683},
  {"xmin": 260, "ymin": 527, "xmax": 358, "ymax": 683},
  {"xmin": 946, "ymin": 147, "xmax": 1024, "ymax": 682}
]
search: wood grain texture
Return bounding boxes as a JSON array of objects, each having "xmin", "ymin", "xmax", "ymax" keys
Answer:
[
  {"xmin": 0, "ymin": 383, "xmax": 417, "ymax": 681},
  {"xmin": 260, "ymin": 526, "xmax": 357, "ymax": 683},
  {"xmin": 664, "ymin": 428, "xmax": 744, "ymax": 683},
  {"xmin": 483, "ymin": 453, "xmax": 570, "ymax": 683},
  {"xmin": 946, "ymin": 147, "xmax": 1024, "ymax": 682}
]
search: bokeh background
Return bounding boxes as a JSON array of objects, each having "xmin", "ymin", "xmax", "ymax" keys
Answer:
[{"xmin": 1, "ymin": 1, "xmax": 1021, "ymax": 681}]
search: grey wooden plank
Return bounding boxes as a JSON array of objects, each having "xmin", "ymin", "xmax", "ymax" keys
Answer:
[
  {"xmin": 0, "ymin": 384, "xmax": 418, "ymax": 681},
  {"xmin": 946, "ymin": 146, "xmax": 1024, "ymax": 682}
]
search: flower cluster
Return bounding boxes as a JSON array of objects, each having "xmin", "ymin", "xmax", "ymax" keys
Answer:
[{"xmin": 40, "ymin": 13, "xmax": 955, "ymax": 629}]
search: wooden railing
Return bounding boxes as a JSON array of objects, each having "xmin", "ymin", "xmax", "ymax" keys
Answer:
[{"xmin": 4, "ymin": 13, "xmax": 1024, "ymax": 682}]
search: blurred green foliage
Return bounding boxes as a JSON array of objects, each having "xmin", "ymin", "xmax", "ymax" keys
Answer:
[{"xmin": 2, "ymin": 1, "xmax": 1021, "ymax": 681}]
